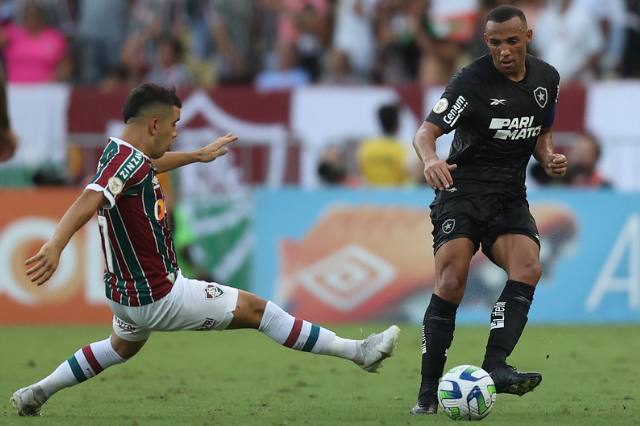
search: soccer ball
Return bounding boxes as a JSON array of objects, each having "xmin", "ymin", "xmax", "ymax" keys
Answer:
[{"xmin": 438, "ymin": 365, "xmax": 497, "ymax": 421}]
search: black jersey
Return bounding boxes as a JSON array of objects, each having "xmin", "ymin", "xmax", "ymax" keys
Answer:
[{"xmin": 427, "ymin": 54, "xmax": 560, "ymax": 203}]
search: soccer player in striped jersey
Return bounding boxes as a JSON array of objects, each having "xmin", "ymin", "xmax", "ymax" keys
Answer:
[{"xmin": 11, "ymin": 83, "xmax": 400, "ymax": 417}]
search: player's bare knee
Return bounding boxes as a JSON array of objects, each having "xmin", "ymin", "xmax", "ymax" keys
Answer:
[
  {"xmin": 234, "ymin": 291, "xmax": 268, "ymax": 327},
  {"xmin": 110, "ymin": 334, "xmax": 146, "ymax": 359},
  {"xmin": 512, "ymin": 260, "xmax": 542, "ymax": 285},
  {"xmin": 435, "ymin": 277, "xmax": 467, "ymax": 304}
]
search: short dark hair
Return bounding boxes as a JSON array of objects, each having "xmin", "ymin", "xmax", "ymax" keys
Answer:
[
  {"xmin": 122, "ymin": 83, "xmax": 182, "ymax": 123},
  {"xmin": 485, "ymin": 5, "xmax": 527, "ymax": 26},
  {"xmin": 378, "ymin": 104, "xmax": 399, "ymax": 135}
]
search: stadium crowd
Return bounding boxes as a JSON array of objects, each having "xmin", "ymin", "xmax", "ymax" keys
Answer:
[{"xmin": 0, "ymin": 0, "xmax": 638, "ymax": 90}]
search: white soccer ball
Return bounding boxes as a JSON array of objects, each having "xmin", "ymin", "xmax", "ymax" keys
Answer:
[{"xmin": 437, "ymin": 364, "xmax": 497, "ymax": 421}]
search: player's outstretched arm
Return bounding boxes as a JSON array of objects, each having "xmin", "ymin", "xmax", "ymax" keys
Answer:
[
  {"xmin": 413, "ymin": 121, "xmax": 457, "ymax": 190},
  {"xmin": 533, "ymin": 128, "xmax": 567, "ymax": 178},
  {"xmin": 152, "ymin": 132, "xmax": 238, "ymax": 174},
  {"xmin": 26, "ymin": 189, "xmax": 106, "ymax": 286}
]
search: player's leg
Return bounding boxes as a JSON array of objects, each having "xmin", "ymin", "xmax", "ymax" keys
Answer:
[
  {"xmin": 482, "ymin": 232, "xmax": 542, "ymax": 395},
  {"xmin": 229, "ymin": 290, "xmax": 400, "ymax": 373},
  {"xmin": 411, "ymin": 237, "xmax": 475, "ymax": 415},
  {"xmin": 11, "ymin": 318, "xmax": 149, "ymax": 417}
]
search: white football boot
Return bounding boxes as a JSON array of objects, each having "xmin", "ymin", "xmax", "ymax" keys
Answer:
[
  {"xmin": 355, "ymin": 325, "xmax": 401, "ymax": 373},
  {"xmin": 10, "ymin": 385, "xmax": 47, "ymax": 417}
]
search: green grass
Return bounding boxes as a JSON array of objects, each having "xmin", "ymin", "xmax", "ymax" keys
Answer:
[{"xmin": 1, "ymin": 324, "xmax": 639, "ymax": 425}]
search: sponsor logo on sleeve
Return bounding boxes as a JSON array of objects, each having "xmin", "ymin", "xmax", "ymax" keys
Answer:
[
  {"xmin": 107, "ymin": 177, "xmax": 124, "ymax": 195},
  {"xmin": 443, "ymin": 96, "xmax": 468, "ymax": 126},
  {"xmin": 432, "ymin": 98, "xmax": 449, "ymax": 114}
]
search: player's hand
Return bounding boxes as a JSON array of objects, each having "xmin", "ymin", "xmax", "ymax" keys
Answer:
[
  {"xmin": 545, "ymin": 153, "xmax": 567, "ymax": 178},
  {"xmin": 25, "ymin": 241, "xmax": 62, "ymax": 286},
  {"xmin": 196, "ymin": 133, "xmax": 238, "ymax": 163},
  {"xmin": 423, "ymin": 156, "xmax": 457, "ymax": 190}
]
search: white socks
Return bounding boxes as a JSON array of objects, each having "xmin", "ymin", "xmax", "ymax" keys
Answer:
[
  {"xmin": 258, "ymin": 301, "xmax": 359, "ymax": 360},
  {"xmin": 36, "ymin": 336, "xmax": 126, "ymax": 399}
]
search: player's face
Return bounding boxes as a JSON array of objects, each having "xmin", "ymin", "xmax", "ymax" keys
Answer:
[
  {"xmin": 484, "ymin": 17, "xmax": 531, "ymax": 81},
  {"xmin": 151, "ymin": 106, "xmax": 180, "ymax": 159}
]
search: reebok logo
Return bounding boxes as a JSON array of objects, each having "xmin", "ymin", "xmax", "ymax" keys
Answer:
[
  {"xmin": 490, "ymin": 99, "xmax": 506, "ymax": 106},
  {"xmin": 489, "ymin": 116, "xmax": 541, "ymax": 140}
]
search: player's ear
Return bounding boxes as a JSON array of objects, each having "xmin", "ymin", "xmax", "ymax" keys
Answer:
[
  {"xmin": 148, "ymin": 118, "xmax": 158, "ymax": 135},
  {"xmin": 526, "ymin": 29, "xmax": 532, "ymax": 44}
]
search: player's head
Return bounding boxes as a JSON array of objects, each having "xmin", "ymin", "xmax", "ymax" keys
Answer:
[
  {"xmin": 569, "ymin": 132, "xmax": 601, "ymax": 170},
  {"xmin": 378, "ymin": 104, "xmax": 399, "ymax": 135},
  {"xmin": 122, "ymin": 83, "xmax": 182, "ymax": 159},
  {"xmin": 484, "ymin": 5, "xmax": 531, "ymax": 81}
]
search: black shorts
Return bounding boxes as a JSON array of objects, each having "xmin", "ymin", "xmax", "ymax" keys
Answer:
[{"xmin": 430, "ymin": 196, "xmax": 540, "ymax": 264}]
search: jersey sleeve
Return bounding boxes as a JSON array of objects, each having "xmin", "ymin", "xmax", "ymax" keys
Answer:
[
  {"xmin": 543, "ymin": 66, "xmax": 561, "ymax": 128},
  {"xmin": 86, "ymin": 145, "xmax": 147, "ymax": 209},
  {"xmin": 426, "ymin": 70, "xmax": 473, "ymax": 133}
]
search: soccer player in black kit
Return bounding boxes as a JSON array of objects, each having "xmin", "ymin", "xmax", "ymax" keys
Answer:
[{"xmin": 410, "ymin": 5, "xmax": 568, "ymax": 415}]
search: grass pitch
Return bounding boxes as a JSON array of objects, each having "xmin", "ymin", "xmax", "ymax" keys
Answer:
[{"xmin": 1, "ymin": 323, "xmax": 639, "ymax": 425}]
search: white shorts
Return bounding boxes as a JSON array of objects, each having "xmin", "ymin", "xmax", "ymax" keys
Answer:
[{"xmin": 109, "ymin": 272, "xmax": 239, "ymax": 342}]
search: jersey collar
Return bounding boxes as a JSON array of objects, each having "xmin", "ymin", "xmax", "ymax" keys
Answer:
[{"xmin": 109, "ymin": 137, "xmax": 152, "ymax": 163}]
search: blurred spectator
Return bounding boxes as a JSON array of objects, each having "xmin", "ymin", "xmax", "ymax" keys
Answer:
[
  {"xmin": 262, "ymin": 0, "xmax": 332, "ymax": 82},
  {"xmin": 415, "ymin": 0, "xmax": 479, "ymax": 87},
  {"xmin": 75, "ymin": 0, "xmax": 128, "ymax": 85},
  {"xmin": 254, "ymin": 42, "xmax": 310, "ymax": 90},
  {"xmin": 318, "ymin": 145, "xmax": 349, "ymax": 185},
  {"xmin": 357, "ymin": 104, "xmax": 409, "ymax": 186},
  {"xmin": 531, "ymin": 0, "xmax": 604, "ymax": 83},
  {"xmin": 144, "ymin": 33, "xmax": 195, "ymax": 89},
  {"xmin": 331, "ymin": 0, "xmax": 380, "ymax": 81},
  {"xmin": 513, "ymin": 0, "xmax": 544, "ymax": 28},
  {"xmin": 121, "ymin": 0, "xmax": 190, "ymax": 83},
  {"xmin": 575, "ymin": 0, "xmax": 626, "ymax": 78},
  {"xmin": 0, "ymin": 0, "xmax": 12, "ymax": 25},
  {"xmin": 320, "ymin": 49, "xmax": 364, "ymax": 84},
  {"xmin": 622, "ymin": 0, "xmax": 640, "ymax": 78},
  {"xmin": 204, "ymin": 1, "xmax": 260, "ymax": 85},
  {"xmin": 99, "ymin": 65, "xmax": 135, "ymax": 93},
  {"xmin": 0, "ymin": 0, "xmax": 71, "ymax": 83},
  {"xmin": 566, "ymin": 132, "xmax": 612, "ymax": 188},
  {"xmin": 374, "ymin": 0, "xmax": 423, "ymax": 84},
  {"xmin": 11, "ymin": 0, "xmax": 75, "ymax": 35}
]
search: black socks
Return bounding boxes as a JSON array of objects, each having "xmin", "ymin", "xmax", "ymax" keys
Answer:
[
  {"xmin": 482, "ymin": 280, "xmax": 535, "ymax": 371},
  {"xmin": 419, "ymin": 293, "xmax": 458, "ymax": 399}
]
